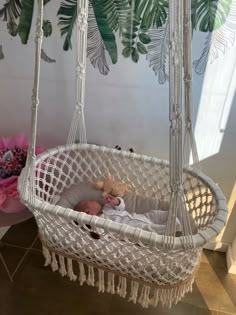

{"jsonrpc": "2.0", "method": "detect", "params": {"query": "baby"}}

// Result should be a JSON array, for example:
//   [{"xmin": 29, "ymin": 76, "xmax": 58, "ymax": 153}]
[{"xmin": 74, "ymin": 193, "xmax": 182, "ymax": 237}]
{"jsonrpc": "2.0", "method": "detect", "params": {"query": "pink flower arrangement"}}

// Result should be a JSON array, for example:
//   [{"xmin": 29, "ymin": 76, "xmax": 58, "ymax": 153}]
[{"xmin": 0, "ymin": 133, "xmax": 43, "ymax": 213}]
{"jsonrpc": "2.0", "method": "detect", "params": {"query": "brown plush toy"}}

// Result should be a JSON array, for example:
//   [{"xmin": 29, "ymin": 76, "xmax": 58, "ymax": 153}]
[{"xmin": 95, "ymin": 175, "xmax": 129, "ymax": 198}]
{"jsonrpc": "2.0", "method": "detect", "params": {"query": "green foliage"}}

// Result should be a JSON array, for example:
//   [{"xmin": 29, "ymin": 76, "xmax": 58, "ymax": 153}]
[
  {"xmin": 43, "ymin": 0, "xmax": 51, "ymax": 5},
  {"xmin": 57, "ymin": 0, "xmax": 77, "ymax": 51},
  {"xmin": 137, "ymin": 42, "xmax": 147, "ymax": 54},
  {"xmin": 92, "ymin": 0, "xmax": 130, "ymax": 32},
  {"xmin": 146, "ymin": 22, "xmax": 169, "ymax": 84},
  {"xmin": 92, "ymin": 0, "xmax": 118, "ymax": 63},
  {"xmin": 121, "ymin": 6, "xmax": 149, "ymax": 63},
  {"xmin": 0, "ymin": 0, "xmax": 22, "ymax": 21},
  {"xmin": 17, "ymin": 0, "xmax": 34, "ymax": 44},
  {"xmin": 87, "ymin": 3, "xmax": 110, "ymax": 75},
  {"xmin": 135, "ymin": 0, "xmax": 168, "ymax": 29},
  {"xmin": 192, "ymin": 0, "xmax": 232, "ymax": 32},
  {"xmin": 7, "ymin": 20, "xmax": 18, "ymax": 36},
  {"xmin": 132, "ymin": 47, "xmax": 139, "ymax": 62},
  {"xmin": 122, "ymin": 46, "xmax": 132, "ymax": 57},
  {"xmin": 57, "ymin": 0, "xmax": 118, "ymax": 62},
  {"xmin": 139, "ymin": 33, "xmax": 151, "ymax": 44},
  {"xmin": 43, "ymin": 19, "xmax": 52, "ymax": 37},
  {"xmin": 1, "ymin": 0, "xmax": 234, "ymax": 80}
]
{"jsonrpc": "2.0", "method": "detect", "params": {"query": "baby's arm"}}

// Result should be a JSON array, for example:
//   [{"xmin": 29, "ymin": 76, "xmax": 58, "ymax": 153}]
[
  {"xmin": 114, "ymin": 197, "xmax": 125, "ymax": 211},
  {"xmin": 104, "ymin": 194, "xmax": 125, "ymax": 211}
]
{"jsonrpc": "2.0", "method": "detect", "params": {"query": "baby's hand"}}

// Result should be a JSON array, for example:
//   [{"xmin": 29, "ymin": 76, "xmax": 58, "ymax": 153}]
[{"xmin": 104, "ymin": 194, "xmax": 120, "ymax": 206}]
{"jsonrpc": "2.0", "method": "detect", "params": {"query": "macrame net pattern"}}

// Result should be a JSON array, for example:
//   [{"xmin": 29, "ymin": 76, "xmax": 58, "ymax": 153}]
[
  {"xmin": 18, "ymin": 144, "xmax": 227, "ymax": 307},
  {"xmin": 18, "ymin": 0, "xmax": 228, "ymax": 309}
]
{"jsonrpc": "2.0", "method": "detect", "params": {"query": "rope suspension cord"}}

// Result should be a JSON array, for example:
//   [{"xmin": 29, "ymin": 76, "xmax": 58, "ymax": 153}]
[
  {"xmin": 67, "ymin": 0, "xmax": 88, "ymax": 145},
  {"xmin": 22, "ymin": 0, "xmax": 44, "ymax": 203},
  {"xmin": 17, "ymin": 1, "xmax": 227, "ymax": 307},
  {"xmin": 164, "ymin": 0, "xmax": 194, "ymax": 248},
  {"xmin": 23, "ymin": 0, "xmax": 201, "ymax": 250},
  {"xmin": 183, "ymin": 0, "xmax": 200, "ymax": 169}
]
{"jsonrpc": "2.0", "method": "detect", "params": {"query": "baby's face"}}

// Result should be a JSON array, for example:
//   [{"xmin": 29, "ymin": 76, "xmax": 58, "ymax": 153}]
[{"xmin": 75, "ymin": 200, "xmax": 102, "ymax": 216}]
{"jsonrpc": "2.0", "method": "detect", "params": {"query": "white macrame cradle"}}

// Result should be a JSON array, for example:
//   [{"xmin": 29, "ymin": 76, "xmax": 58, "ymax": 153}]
[{"xmin": 18, "ymin": 0, "xmax": 227, "ymax": 309}]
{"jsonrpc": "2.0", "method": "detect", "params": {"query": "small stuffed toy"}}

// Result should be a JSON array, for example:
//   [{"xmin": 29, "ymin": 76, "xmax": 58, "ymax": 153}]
[
  {"xmin": 73, "ymin": 176, "xmax": 128, "ymax": 239},
  {"xmin": 95, "ymin": 175, "xmax": 129, "ymax": 198}
]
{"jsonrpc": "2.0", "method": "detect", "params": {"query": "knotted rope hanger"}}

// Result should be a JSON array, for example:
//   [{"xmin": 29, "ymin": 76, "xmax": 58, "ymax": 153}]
[
  {"xmin": 23, "ymin": 0, "xmax": 199, "ymax": 248},
  {"xmin": 165, "ymin": 0, "xmax": 199, "ymax": 248},
  {"xmin": 67, "ymin": 0, "xmax": 88, "ymax": 145}
]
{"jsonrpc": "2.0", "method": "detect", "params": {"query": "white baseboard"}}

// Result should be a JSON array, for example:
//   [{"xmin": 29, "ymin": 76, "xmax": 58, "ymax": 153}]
[
  {"xmin": 227, "ymin": 245, "xmax": 236, "ymax": 274},
  {"xmin": 203, "ymin": 241, "xmax": 229, "ymax": 252},
  {"xmin": 0, "ymin": 226, "xmax": 10, "ymax": 240}
]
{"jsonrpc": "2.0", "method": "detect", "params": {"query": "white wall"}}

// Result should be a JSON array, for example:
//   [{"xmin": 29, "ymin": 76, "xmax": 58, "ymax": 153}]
[{"xmin": 0, "ymin": 1, "xmax": 236, "ymax": 245}]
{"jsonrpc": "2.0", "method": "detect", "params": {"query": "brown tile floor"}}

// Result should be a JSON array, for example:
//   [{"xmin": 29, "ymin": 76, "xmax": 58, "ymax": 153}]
[{"xmin": 0, "ymin": 218, "xmax": 236, "ymax": 315}]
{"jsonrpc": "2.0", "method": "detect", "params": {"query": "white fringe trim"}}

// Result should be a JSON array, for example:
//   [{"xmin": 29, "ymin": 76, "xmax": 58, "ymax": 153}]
[
  {"xmin": 67, "ymin": 258, "xmax": 77, "ymax": 281},
  {"xmin": 149, "ymin": 279, "xmax": 194, "ymax": 308},
  {"xmin": 138, "ymin": 285, "xmax": 150, "ymax": 308},
  {"xmin": 42, "ymin": 246, "xmax": 51, "ymax": 266},
  {"xmin": 59, "ymin": 255, "xmax": 67, "ymax": 277},
  {"xmin": 117, "ymin": 276, "xmax": 127, "ymax": 298},
  {"xmin": 87, "ymin": 265, "xmax": 95, "ymax": 286},
  {"xmin": 42, "ymin": 249, "xmax": 195, "ymax": 309},
  {"xmin": 107, "ymin": 272, "xmax": 115, "ymax": 294},
  {"xmin": 129, "ymin": 281, "xmax": 139, "ymax": 304},
  {"xmin": 78, "ymin": 262, "xmax": 86, "ymax": 285},
  {"xmin": 97, "ymin": 269, "xmax": 105, "ymax": 293},
  {"xmin": 51, "ymin": 253, "xmax": 58, "ymax": 272}
]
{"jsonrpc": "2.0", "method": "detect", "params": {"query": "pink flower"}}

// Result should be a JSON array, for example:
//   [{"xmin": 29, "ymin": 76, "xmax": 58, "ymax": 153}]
[
  {"xmin": 0, "ymin": 132, "xmax": 43, "ymax": 154},
  {"xmin": 0, "ymin": 189, "xmax": 7, "ymax": 205},
  {"xmin": 0, "ymin": 132, "xmax": 43, "ymax": 213}
]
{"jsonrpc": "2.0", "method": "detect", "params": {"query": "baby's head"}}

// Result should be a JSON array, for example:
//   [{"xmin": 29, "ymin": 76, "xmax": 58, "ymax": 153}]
[{"xmin": 74, "ymin": 200, "xmax": 102, "ymax": 216}]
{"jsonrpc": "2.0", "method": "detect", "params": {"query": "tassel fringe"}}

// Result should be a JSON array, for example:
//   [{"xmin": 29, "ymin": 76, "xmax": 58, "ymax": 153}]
[
  {"xmin": 59, "ymin": 255, "xmax": 67, "ymax": 277},
  {"xmin": 97, "ymin": 269, "xmax": 105, "ymax": 293},
  {"xmin": 129, "ymin": 281, "xmax": 139, "ymax": 304},
  {"xmin": 51, "ymin": 253, "xmax": 58, "ymax": 272},
  {"xmin": 117, "ymin": 276, "xmax": 127, "ymax": 298},
  {"xmin": 43, "ymin": 248, "xmax": 195, "ymax": 309},
  {"xmin": 78, "ymin": 262, "xmax": 86, "ymax": 285},
  {"xmin": 42, "ymin": 246, "xmax": 51, "ymax": 266},
  {"xmin": 87, "ymin": 265, "xmax": 95, "ymax": 286},
  {"xmin": 138, "ymin": 285, "xmax": 150, "ymax": 308},
  {"xmin": 107, "ymin": 272, "xmax": 115, "ymax": 294},
  {"xmin": 67, "ymin": 258, "xmax": 77, "ymax": 281}
]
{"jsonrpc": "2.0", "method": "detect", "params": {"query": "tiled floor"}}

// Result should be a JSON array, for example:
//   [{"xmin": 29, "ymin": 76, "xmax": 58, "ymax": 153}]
[{"xmin": 0, "ymin": 218, "xmax": 236, "ymax": 315}]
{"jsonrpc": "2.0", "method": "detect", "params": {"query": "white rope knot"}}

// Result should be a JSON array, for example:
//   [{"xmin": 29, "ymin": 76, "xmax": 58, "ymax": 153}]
[
  {"xmin": 186, "ymin": 120, "xmax": 192, "ymax": 129},
  {"xmin": 77, "ymin": 13, "xmax": 87, "ymax": 30},
  {"xmin": 31, "ymin": 96, "xmax": 39, "ymax": 109},
  {"xmin": 184, "ymin": 75, "xmax": 191, "ymax": 84},
  {"xmin": 81, "ymin": 13, "xmax": 88, "ymax": 25},
  {"xmin": 35, "ymin": 18, "xmax": 43, "ymax": 41},
  {"xmin": 35, "ymin": 29, "xmax": 43, "ymax": 38},
  {"xmin": 75, "ymin": 102, "xmax": 84, "ymax": 113},
  {"xmin": 76, "ymin": 65, "xmax": 86, "ymax": 77},
  {"xmin": 171, "ymin": 183, "xmax": 183, "ymax": 193},
  {"xmin": 28, "ymin": 149, "xmax": 35, "ymax": 157},
  {"xmin": 170, "ymin": 35, "xmax": 180, "ymax": 65},
  {"xmin": 184, "ymin": 20, "xmax": 191, "ymax": 31},
  {"xmin": 170, "ymin": 119, "xmax": 177, "ymax": 129}
]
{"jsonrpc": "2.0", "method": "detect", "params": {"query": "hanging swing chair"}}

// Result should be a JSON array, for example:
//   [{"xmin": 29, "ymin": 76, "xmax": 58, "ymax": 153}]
[{"xmin": 18, "ymin": 0, "xmax": 228, "ymax": 309}]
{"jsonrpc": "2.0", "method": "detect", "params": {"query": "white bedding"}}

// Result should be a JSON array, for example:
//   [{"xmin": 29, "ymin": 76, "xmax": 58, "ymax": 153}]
[
  {"xmin": 101, "ymin": 198, "xmax": 182, "ymax": 235},
  {"xmin": 56, "ymin": 182, "xmax": 197, "ymax": 235}
]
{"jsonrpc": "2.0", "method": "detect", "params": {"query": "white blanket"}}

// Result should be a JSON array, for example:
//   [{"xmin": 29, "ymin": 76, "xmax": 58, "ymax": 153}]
[
  {"xmin": 101, "ymin": 198, "xmax": 182, "ymax": 235},
  {"xmin": 56, "ymin": 183, "xmax": 197, "ymax": 235}
]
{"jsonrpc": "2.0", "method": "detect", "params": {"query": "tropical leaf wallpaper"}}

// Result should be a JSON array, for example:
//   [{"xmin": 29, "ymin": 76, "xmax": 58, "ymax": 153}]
[{"xmin": 0, "ymin": 0, "xmax": 236, "ymax": 83}]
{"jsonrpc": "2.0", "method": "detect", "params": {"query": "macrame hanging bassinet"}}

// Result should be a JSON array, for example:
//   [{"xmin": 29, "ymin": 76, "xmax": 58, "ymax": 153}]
[{"xmin": 18, "ymin": 0, "xmax": 228, "ymax": 309}]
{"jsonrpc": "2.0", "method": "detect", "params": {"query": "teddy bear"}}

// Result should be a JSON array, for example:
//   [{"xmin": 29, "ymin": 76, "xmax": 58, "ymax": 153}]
[
  {"xmin": 95, "ymin": 175, "xmax": 129, "ymax": 198},
  {"xmin": 73, "ymin": 175, "xmax": 129, "ymax": 239}
]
